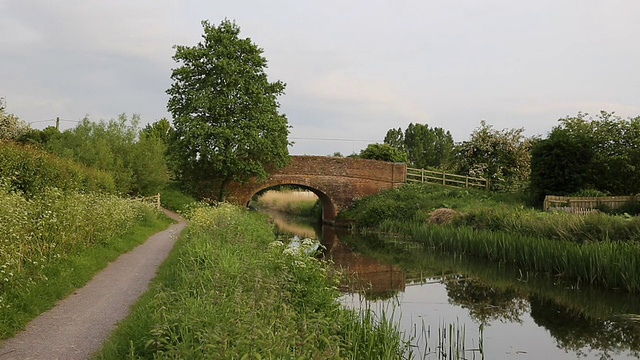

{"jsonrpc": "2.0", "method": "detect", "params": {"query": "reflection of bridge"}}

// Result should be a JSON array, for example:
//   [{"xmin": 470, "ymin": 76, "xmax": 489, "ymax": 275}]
[{"xmin": 227, "ymin": 156, "xmax": 406, "ymax": 223}]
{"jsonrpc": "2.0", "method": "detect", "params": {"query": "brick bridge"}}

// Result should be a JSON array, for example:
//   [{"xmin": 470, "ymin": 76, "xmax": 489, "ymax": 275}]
[{"xmin": 226, "ymin": 156, "xmax": 406, "ymax": 223}]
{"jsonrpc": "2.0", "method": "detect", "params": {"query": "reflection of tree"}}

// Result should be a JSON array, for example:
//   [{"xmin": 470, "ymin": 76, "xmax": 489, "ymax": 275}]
[
  {"xmin": 530, "ymin": 296, "xmax": 640, "ymax": 358},
  {"xmin": 445, "ymin": 276, "xmax": 528, "ymax": 325}
]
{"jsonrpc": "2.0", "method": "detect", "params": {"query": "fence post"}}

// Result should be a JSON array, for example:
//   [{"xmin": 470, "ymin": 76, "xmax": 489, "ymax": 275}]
[
  {"xmin": 157, "ymin": 193, "xmax": 161, "ymax": 209},
  {"xmin": 465, "ymin": 176, "xmax": 469, "ymax": 188},
  {"xmin": 442, "ymin": 170, "xmax": 445, "ymax": 185},
  {"xmin": 421, "ymin": 168, "xmax": 424, "ymax": 183}
]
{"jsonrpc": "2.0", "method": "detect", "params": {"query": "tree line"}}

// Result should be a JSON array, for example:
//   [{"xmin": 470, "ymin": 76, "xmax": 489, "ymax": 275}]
[
  {"xmin": 356, "ymin": 112, "xmax": 640, "ymax": 204},
  {"xmin": 3, "ymin": 19, "xmax": 639, "ymax": 206}
]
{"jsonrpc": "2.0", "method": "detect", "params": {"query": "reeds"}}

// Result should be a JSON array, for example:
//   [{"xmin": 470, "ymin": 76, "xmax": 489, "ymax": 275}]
[{"xmin": 406, "ymin": 224, "xmax": 640, "ymax": 293}]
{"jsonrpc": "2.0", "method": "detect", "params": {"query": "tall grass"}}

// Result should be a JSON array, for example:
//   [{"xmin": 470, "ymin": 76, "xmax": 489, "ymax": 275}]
[
  {"xmin": 254, "ymin": 189, "xmax": 320, "ymax": 217},
  {"xmin": 95, "ymin": 204, "xmax": 410, "ymax": 359},
  {"xmin": 0, "ymin": 182, "xmax": 171, "ymax": 337},
  {"xmin": 398, "ymin": 223, "xmax": 640, "ymax": 293}
]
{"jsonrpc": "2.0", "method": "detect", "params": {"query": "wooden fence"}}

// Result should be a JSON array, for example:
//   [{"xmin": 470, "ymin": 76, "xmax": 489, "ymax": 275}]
[
  {"xmin": 132, "ymin": 193, "xmax": 161, "ymax": 209},
  {"xmin": 543, "ymin": 195, "xmax": 639, "ymax": 213},
  {"xmin": 406, "ymin": 167, "xmax": 489, "ymax": 190}
]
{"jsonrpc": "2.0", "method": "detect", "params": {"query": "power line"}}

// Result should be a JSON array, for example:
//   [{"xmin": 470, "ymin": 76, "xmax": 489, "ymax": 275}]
[{"xmin": 290, "ymin": 137, "xmax": 380, "ymax": 143}]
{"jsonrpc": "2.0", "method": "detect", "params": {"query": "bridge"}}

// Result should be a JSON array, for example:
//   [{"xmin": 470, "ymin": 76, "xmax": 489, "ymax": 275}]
[{"xmin": 226, "ymin": 156, "xmax": 406, "ymax": 223}]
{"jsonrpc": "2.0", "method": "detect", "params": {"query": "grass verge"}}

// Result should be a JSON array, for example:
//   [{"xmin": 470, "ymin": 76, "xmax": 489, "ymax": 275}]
[
  {"xmin": 95, "ymin": 204, "xmax": 410, "ymax": 359},
  {"xmin": 159, "ymin": 181, "xmax": 199, "ymax": 213},
  {"xmin": 0, "ymin": 208, "xmax": 173, "ymax": 339}
]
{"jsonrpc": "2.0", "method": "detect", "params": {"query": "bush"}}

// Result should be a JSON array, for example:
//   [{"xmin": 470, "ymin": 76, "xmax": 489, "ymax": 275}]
[{"xmin": 0, "ymin": 142, "xmax": 116, "ymax": 195}]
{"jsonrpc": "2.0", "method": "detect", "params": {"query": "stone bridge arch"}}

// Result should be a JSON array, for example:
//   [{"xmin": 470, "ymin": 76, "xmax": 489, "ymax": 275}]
[{"xmin": 226, "ymin": 156, "xmax": 406, "ymax": 223}]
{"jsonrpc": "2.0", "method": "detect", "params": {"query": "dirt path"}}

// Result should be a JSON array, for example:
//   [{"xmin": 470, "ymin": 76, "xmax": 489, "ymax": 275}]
[{"xmin": 0, "ymin": 209, "xmax": 186, "ymax": 360}]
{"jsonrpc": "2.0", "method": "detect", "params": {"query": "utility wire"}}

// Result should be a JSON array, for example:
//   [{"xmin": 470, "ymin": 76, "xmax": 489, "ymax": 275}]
[{"xmin": 290, "ymin": 137, "xmax": 380, "ymax": 143}]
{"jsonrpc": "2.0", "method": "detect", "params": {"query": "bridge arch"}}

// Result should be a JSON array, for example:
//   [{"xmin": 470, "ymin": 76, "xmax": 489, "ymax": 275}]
[
  {"xmin": 249, "ymin": 183, "xmax": 337, "ymax": 221},
  {"xmin": 227, "ymin": 156, "xmax": 406, "ymax": 224}
]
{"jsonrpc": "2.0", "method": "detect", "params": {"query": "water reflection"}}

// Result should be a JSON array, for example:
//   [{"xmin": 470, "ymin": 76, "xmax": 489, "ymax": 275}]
[
  {"xmin": 267, "ymin": 209, "xmax": 406, "ymax": 298},
  {"xmin": 267, "ymin": 209, "xmax": 640, "ymax": 359}
]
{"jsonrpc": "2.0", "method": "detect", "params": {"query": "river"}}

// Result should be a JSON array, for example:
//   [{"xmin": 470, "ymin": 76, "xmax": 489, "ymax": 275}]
[{"xmin": 265, "ymin": 208, "xmax": 640, "ymax": 360}]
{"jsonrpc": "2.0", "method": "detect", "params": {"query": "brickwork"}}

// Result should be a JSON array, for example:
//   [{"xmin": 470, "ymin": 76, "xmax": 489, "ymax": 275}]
[{"xmin": 226, "ymin": 156, "xmax": 406, "ymax": 223}]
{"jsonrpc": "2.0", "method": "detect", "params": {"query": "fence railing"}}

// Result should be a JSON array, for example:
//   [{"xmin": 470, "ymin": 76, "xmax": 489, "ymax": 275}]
[
  {"xmin": 406, "ymin": 167, "xmax": 489, "ymax": 190},
  {"xmin": 543, "ymin": 195, "xmax": 639, "ymax": 212},
  {"xmin": 132, "ymin": 193, "xmax": 161, "ymax": 209}
]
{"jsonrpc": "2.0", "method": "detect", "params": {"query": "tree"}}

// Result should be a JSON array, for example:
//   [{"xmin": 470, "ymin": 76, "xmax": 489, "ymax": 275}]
[
  {"xmin": 167, "ymin": 20, "xmax": 290, "ymax": 200},
  {"xmin": 0, "ymin": 98, "xmax": 30, "ymax": 142},
  {"xmin": 383, "ymin": 127, "xmax": 404, "ymax": 151},
  {"xmin": 46, "ymin": 114, "xmax": 169, "ymax": 195},
  {"xmin": 386, "ymin": 123, "xmax": 454, "ymax": 169},
  {"xmin": 529, "ymin": 128, "xmax": 594, "ymax": 203},
  {"xmin": 530, "ymin": 111, "xmax": 640, "ymax": 199},
  {"xmin": 453, "ymin": 121, "xmax": 532, "ymax": 191},
  {"xmin": 359, "ymin": 143, "xmax": 408, "ymax": 163}
]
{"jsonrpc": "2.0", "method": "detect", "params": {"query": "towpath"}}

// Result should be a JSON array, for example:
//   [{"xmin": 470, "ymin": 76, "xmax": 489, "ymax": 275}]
[{"xmin": 0, "ymin": 209, "xmax": 186, "ymax": 360}]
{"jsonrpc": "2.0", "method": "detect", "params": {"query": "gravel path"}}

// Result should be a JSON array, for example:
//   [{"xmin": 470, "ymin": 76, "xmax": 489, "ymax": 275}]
[{"xmin": 0, "ymin": 210, "xmax": 186, "ymax": 360}]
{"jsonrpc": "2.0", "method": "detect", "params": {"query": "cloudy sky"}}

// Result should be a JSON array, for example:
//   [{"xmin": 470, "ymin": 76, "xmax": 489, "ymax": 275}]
[{"xmin": 2, "ymin": 1, "xmax": 639, "ymax": 155}]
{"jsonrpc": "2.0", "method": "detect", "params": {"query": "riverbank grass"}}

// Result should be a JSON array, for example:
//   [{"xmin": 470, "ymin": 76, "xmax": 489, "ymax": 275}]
[
  {"xmin": 341, "ymin": 183, "xmax": 640, "ymax": 293},
  {"xmin": 95, "ymin": 204, "xmax": 410, "ymax": 359},
  {"xmin": 0, "ymin": 198, "xmax": 172, "ymax": 339}
]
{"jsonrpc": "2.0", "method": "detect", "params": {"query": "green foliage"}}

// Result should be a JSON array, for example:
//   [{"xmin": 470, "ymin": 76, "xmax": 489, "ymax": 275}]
[
  {"xmin": 531, "ymin": 111, "xmax": 640, "ymax": 198},
  {"xmin": 344, "ymin": 183, "xmax": 640, "ymax": 244},
  {"xmin": 0, "ymin": 98, "xmax": 30, "ymax": 142},
  {"xmin": 0, "ymin": 183, "xmax": 169, "ymax": 337},
  {"xmin": 453, "ymin": 121, "xmax": 533, "ymax": 191},
  {"xmin": 0, "ymin": 142, "xmax": 116, "ymax": 195},
  {"xmin": 384, "ymin": 123, "xmax": 454, "ymax": 169},
  {"xmin": 45, "ymin": 114, "xmax": 169, "ymax": 195},
  {"xmin": 358, "ymin": 143, "xmax": 408, "ymax": 163},
  {"xmin": 530, "ymin": 129, "xmax": 595, "ymax": 203},
  {"xmin": 167, "ymin": 20, "xmax": 290, "ymax": 200},
  {"xmin": 158, "ymin": 182, "xmax": 198, "ymax": 213},
  {"xmin": 96, "ymin": 204, "xmax": 409, "ymax": 359}
]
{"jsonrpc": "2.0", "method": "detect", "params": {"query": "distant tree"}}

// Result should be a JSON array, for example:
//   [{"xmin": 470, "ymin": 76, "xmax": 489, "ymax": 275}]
[
  {"xmin": 359, "ymin": 143, "xmax": 408, "ymax": 163},
  {"xmin": 530, "ymin": 111, "xmax": 640, "ymax": 199},
  {"xmin": 18, "ymin": 126, "xmax": 61, "ymax": 146},
  {"xmin": 403, "ymin": 123, "xmax": 454, "ymax": 169},
  {"xmin": 530, "ymin": 129, "xmax": 594, "ymax": 203},
  {"xmin": 141, "ymin": 118, "xmax": 173, "ymax": 144},
  {"xmin": 329, "ymin": 152, "xmax": 344, "ymax": 157},
  {"xmin": 0, "ymin": 98, "xmax": 30, "ymax": 142},
  {"xmin": 167, "ymin": 20, "xmax": 290, "ymax": 200},
  {"xmin": 46, "ymin": 114, "xmax": 169, "ymax": 195},
  {"xmin": 453, "ymin": 121, "xmax": 532, "ymax": 191},
  {"xmin": 383, "ymin": 127, "xmax": 404, "ymax": 151}
]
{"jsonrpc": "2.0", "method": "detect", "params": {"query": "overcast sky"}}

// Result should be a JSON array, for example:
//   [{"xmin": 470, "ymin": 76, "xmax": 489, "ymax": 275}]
[{"xmin": 2, "ymin": 1, "xmax": 639, "ymax": 155}]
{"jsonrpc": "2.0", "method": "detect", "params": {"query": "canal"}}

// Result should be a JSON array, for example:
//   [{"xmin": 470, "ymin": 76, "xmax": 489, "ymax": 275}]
[{"xmin": 264, "ymin": 207, "xmax": 640, "ymax": 360}]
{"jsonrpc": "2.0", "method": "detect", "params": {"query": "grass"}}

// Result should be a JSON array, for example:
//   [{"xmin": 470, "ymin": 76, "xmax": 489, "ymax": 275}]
[
  {"xmin": 340, "ymin": 183, "xmax": 640, "ymax": 293},
  {"xmin": 254, "ymin": 189, "xmax": 320, "ymax": 217},
  {"xmin": 94, "ymin": 204, "xmax": 410, "ymax": 359},
  {"xmin": 0, "ymin": 205, "xmax": 172, "ymax": 339},
  {"xmin": 158, "ymin": 181, "xmax": 199, "ymax": 213}
]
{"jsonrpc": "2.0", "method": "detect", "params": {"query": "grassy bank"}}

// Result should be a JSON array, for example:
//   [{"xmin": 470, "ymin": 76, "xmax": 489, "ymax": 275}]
[
  {"xmin": 0, "ymin": 185, "xmax": 172, "ymax": 338},
  {"xmin": 339, "ymin": 183, "xmax": 640, "ymax": 292},
  {"xmin": 95, "ymin": 204, "xmax": 410, "ymax": 359}
]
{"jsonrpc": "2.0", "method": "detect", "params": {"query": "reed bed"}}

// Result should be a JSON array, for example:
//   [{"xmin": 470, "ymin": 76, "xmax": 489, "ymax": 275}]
[
  {"xmin": 254, "ymin": 189, "xmax": 319, "ymax": 216},
  {"xmin": 96, "ymin": 204, "xmax": 410, "ymax": 359},
  {"xmin": 401, "ymin": 223, "xmax": 640, "ymax": 293}
]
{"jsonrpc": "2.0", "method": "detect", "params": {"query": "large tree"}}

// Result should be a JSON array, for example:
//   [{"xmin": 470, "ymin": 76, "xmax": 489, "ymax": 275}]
[{"xmin": 167, "ymin": 20, "xmax": 290, "ymax": 200}]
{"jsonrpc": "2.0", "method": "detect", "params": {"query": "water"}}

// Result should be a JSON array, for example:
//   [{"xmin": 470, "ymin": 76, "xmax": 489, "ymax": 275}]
[{"xmin": 267, "ymin": 209, "xmax": 640, "ymax": 360}]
